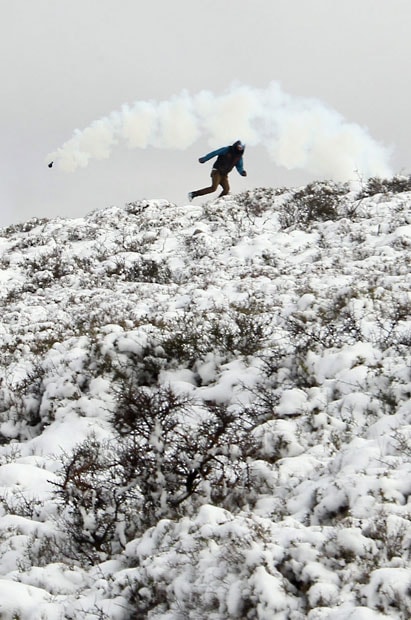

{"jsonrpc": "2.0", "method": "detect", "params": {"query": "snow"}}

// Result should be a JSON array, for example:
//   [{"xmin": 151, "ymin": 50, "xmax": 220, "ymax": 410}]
[
  {"xmin": 0, "ymin": 581, "xmax": 60, "ymax": 620},
  {"xmin": 0, "ymin": 182, "xmax": 410, "ymax": 617},
  {"xmin": 364, "ymin": 568, "xmax": 411, "ymax": 615}
]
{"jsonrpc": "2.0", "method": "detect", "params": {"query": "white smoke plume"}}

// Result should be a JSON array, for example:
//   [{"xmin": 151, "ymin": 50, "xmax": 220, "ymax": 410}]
[{"xmin": 48, "ymin": 82, "xmax": 392, "ymax": 181}]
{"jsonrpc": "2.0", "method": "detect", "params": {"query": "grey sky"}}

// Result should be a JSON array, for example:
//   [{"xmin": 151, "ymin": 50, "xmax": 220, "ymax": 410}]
[{"xmin": 1, "ymin": 0, "xmax": 410, "ymax": 227}]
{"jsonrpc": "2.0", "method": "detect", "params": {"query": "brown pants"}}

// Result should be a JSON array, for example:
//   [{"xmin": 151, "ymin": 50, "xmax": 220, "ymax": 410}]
[{"xmin": 191, "ymin": 169, "xmax": 230, "ymax": 198}]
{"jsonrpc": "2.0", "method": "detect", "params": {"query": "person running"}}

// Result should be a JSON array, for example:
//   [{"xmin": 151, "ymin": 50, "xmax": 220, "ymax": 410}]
[{"xmin": 188, "ymin": 140, "xmax": 247, "ymax": 201}]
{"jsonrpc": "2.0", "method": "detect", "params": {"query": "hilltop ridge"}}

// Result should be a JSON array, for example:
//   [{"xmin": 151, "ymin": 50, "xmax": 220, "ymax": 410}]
[{"xmin": 0, "ymin": 179, "xmax": 410, "ymax": 619}]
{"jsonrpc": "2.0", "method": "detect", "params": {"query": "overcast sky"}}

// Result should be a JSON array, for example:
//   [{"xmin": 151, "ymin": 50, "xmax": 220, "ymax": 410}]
[{"xmin": 1, "ymin": 0, "xmax": 410, "ymax": 227}]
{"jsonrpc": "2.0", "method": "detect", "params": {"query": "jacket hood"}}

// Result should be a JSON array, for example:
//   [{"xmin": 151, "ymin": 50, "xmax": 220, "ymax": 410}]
[{"xmin": 233, "ymin": 140, "xmax": 245, "ymax": 152}]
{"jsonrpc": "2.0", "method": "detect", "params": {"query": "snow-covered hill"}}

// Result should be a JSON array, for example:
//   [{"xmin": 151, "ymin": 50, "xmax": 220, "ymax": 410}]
[{"xmin": 0, "ymin": 179, "xmax": 410, "ymax": 619}]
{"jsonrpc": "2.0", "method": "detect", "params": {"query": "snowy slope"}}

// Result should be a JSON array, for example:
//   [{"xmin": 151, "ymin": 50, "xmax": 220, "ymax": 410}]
[{"xmin": 0, "ymin": 179, "xmax": 410, "ymax": 619}]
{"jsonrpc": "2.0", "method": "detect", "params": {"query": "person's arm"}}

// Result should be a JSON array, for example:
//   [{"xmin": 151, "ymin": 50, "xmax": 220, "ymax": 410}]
[
  {"xmin": 199, "ymin": 146, "xmax": 229, "ymax": 163},
  {"xmin": 235, "ymin": 156, "xmax": 247, "ymax": 176}
]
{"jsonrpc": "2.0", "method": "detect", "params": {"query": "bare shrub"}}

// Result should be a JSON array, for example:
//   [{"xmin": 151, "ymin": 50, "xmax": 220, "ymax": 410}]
[
  {"xmin": 357, "ymin": 175, "xmax": 411, "ymax": 199},
  {"xmin": 280, "ymin": 181, "xmax": 349, "ymax": 228},
  {"xmin": 53, "ymin": 385, "xmax": 257, "ymax": 562}
]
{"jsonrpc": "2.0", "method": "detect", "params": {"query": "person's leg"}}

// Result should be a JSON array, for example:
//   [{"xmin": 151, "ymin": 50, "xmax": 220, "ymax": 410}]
[
  {"xmin": 191, "ymin": 170, "xmax": 221, "ymax": 198},
  {"xmin": 218, "ymin": 174, "xmax": 230, "ymax": 197}
]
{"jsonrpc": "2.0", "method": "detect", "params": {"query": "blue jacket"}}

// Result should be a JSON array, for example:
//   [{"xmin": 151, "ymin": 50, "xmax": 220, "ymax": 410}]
[{"xmin": 200, "ymin": 145, "xmax": 245, "ymax": 175}]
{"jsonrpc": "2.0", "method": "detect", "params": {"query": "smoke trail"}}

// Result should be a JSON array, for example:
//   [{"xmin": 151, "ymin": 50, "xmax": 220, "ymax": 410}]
[{"xmin": 47, "ymin": 82, "xmax": 392, "ymax": 180}]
